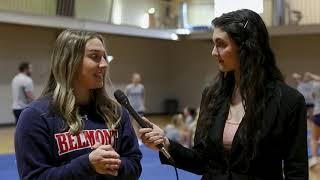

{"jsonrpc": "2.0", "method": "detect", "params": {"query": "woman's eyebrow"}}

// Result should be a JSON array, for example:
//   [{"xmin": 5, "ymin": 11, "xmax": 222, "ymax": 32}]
[
  {"xmin": 213, "ymin": 38, "xmax": 224, "ymax": 44},
  {"xmin": 87, "ymin": 49, "xmax": 105, "ymax": 52}
]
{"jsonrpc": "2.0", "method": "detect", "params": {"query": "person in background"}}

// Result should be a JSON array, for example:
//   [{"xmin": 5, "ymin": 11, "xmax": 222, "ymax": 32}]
[
  {"xmin": 183, "ymin": 106, "xmax": 196, "ymax": 128},
  {"xmin": 188, "ymin": 107, "xmax": 200, "ymax": 147},
  {"xmin": 140, "ymin": 9, "xmax": 308, "ymax": 179},
  {"xmin": 306, "ymin": 72, "xmax": 320, "ymax": 168},
  {"xmin": 125, "ymin": 73, "xmax": 146, "ymax": 146},
  {"xmin": 292, "ymin": 72, "xmax": 315, "ymax": 121},
  {"xmin": 125, "ymin": 73, "xmax": 145, "ymax": 115},
  {"xmin": 15, "ymin": 29, "xmax": 142, "ymax": 179},
  {"xmin": 164, "ymin": 114, "xmax": 185, "ymax": 144},
  {"xmin": 182, "ymin": 106, "xmax": 197, "ymax": 147},
  {"xmin": 11, "ymin": 62, "xmax": 34, "ymax": 124}
]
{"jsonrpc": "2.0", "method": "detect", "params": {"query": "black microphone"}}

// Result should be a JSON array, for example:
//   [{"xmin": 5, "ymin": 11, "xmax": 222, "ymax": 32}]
[{"xmin": 114, "ymin": 89, "xmax": 174, "ymax": 162}]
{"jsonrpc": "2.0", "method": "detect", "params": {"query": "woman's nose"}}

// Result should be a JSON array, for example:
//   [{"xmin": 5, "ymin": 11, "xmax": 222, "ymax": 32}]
[
  {"xmin": 99, "ymin": 57, "xmax": 108, "ymax": 68},
  {"xmin": 212, "ymin": 46, "xmax": 218, "ymax": 57}
]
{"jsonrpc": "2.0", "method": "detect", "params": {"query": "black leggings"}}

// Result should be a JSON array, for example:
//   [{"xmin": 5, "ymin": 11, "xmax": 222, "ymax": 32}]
[{"xmin": 13, "ymin": 109, "xmax": 23, "ymax": 124}]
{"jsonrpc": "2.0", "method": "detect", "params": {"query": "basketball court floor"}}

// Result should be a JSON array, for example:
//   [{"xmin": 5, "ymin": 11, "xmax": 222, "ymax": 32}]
[{"xmin": 1, "ymin": 117, "xmax": 320, "ymax": 180}]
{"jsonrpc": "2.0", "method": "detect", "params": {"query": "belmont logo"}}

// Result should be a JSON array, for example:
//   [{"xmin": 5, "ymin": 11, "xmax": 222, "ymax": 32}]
[{"xmin": 54, "ymin": 129, "xmax": 118, "ymax": 155}]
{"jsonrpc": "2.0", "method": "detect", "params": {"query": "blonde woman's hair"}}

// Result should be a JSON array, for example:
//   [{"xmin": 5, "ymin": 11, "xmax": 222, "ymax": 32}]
[
  {"xmin": 171, "ymin": 114, "xmax": 185, "ymax": 130},
  {"xmin": 42, "ymin": 29, "xmax": 120, "ymax": 134}
]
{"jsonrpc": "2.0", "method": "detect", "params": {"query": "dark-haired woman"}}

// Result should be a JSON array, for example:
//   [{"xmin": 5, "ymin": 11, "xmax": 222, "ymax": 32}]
[{"xmin": 139, "ymin": 9, "xmax": 308, "ymax": 180}]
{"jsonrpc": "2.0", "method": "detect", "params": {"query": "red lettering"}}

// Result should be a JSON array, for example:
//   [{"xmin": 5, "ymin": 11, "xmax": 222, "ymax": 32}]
[
  {"xmin": 76, "ymin": 133, "xmax": 89, "ymax": 148},
  {"xmin": 66, "ymin": 133, "xmax": 77, "ymax": 151},
  {"xmin": 55, "ymin": 129, "xmax": 116, "ymax": 156},
  {"xmin": 110, "ymin": 130, "xmax": 118, "ymax": 145},
  {"xmin": 84, "ymin": 130, "xmax": 95, "ymax": 146},
  {"xmin": 103, "ymin": 129, "xmax": 111, "ymax": 144},
  {"xmin": 54, "ymin": 133, "xmax": 69, "ymax": 155},
  {"xmin": 95, "ymin": 129, "xmax": 106, "ymax": 145}
]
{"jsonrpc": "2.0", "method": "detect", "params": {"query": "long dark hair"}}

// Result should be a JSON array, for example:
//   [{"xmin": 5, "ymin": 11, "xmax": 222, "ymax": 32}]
[{"xmin": 196, "ymin": 9, "xmax": 284, "ymax": 158}]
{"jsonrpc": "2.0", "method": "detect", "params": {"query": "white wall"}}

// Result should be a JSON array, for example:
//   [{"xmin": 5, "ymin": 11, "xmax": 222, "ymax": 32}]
[
  {"xmin": 112, "ymin": 0, "xmax": 159, "ymax": 27},
  {"xmin": 271, "ymin": 35, "xmax": 320, "ymax": 83},
  {"xmin": 1, "ymin": 23, "xmax": 320, "ymax": 124},
  {"xmin": 167, "ymin": 39, "xmax": 216, "ymax": 110},
  {"xmin": 187, "ymin": 0, "xmax": 214, "ymax": 26},
  {"xmin": 0, "ymin": 23, "xmax": 174, "ymax": 124},
  {"xmin": 0, "ymin": 0, "xmax": 56, "ymax": 16},
  {"xmin": 75, "ymin": 0, "xmax": 112, "ymax": 22},
  {"xmin": 289, "ymin": 0, "xmax": 320, "ymax": 25},
  {"xmin": 0, "ymin": 24, "xmax": 56, "ymax": 124},
  {"xmin": 106, "ymin": 35, "xmax": 173, "ymax": 113},
  {"xmin": 167, "ymin": 35, "xmax": 320, "ymax": 110},
  {"xmin": 168, "ymin": 35, "xmax": 320, "ymax": 111}
]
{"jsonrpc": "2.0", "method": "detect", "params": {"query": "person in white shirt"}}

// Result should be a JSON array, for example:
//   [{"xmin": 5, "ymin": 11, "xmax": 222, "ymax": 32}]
[
  {"xmin": 183, "ymin": 106, "xmax": 196, "ymax": 128},
  {"xmin": 11, "ymin": 62, "xmax": 34, "ymax": 123},
  {"xmin": 298, "ymin": 72, "xmax": 320, "ymax": 168},
  {"xmin": 292, "ymin": 72, "xmax": 315, "ymax": 121},
  {"xmin": 125, "ymin": 73, "xmax": 145, "ymax": 146},
  {"xmin": 125, "ymin": 73, "xmax": 145, "ymax": 114}
]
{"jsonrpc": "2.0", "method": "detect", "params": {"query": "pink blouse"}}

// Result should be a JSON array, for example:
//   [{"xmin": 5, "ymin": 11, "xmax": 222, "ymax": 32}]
[{"xmin": 223, "ymin": 120, "xmax": 240, "ymax": 150}]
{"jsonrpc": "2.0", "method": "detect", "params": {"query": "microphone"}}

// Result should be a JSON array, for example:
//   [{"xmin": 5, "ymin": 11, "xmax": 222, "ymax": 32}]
[{"xmin": 114, "ymin": 89, "xmax": 174, "ymax": 163}]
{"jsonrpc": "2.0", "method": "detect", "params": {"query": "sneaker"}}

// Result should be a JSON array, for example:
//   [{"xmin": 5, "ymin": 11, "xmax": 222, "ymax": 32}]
[{"xmin": 309, "ymin": 157, "xmax": 318, "ymax": 168}]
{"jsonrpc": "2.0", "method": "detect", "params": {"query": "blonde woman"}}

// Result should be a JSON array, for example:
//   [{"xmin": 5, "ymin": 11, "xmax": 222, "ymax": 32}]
[
  {"xmin": 163, "ymin": 114, "xmax": 186, "ymax": 144},
  {"xmin": 15, "ymin": 29, "xmax": 142, "ymax": 179}
]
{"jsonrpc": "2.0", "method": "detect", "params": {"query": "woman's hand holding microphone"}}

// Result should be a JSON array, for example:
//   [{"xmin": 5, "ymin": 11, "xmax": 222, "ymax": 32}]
[{"xmin": 139, "ymin": 117, "xmax": 170, "ymax": 151}]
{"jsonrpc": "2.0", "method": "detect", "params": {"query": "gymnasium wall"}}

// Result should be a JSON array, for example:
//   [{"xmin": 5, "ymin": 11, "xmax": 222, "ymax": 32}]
[{"xmin": 0, "ymin": 23, "xmax": 320, "ymax": 124}]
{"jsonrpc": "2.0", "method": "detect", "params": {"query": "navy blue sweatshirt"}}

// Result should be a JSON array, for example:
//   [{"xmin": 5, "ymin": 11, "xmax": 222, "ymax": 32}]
[{"xmin": 15, "ymin": 97, "xmax": 142, "ymax": 180}]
